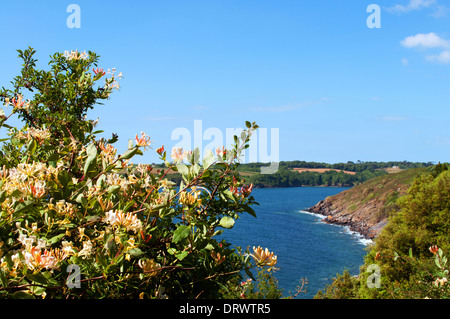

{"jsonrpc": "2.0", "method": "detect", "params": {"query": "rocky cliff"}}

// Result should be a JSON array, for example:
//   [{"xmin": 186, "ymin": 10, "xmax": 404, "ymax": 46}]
[{"xmin": 307, "ymin": 168, "xmax": 429, "ymax": 240}]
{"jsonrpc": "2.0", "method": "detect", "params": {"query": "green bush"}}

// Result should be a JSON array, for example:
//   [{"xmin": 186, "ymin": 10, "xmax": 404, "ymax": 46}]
[
  {"xmin": 0, "ymin": 48, "xmax": 280, "ymax": 299},
  {"xmin": 318, "ymin": 168, "xmax": 450, "ymax": 299}
]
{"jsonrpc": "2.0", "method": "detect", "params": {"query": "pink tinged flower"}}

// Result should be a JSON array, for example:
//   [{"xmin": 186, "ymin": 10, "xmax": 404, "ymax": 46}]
[
  {"xmin": 430, "ymin": 245, "xmax": 439, "ymax": 254},
  {"xmin": 241, "ymin": 184, "xmax": 253, "ymax": 198},
  {"xmin": 11, "ymin": 95, "xmax": 25, "ymax": 109},
  {"xmin": 104, "ymin": 210, "xmax": 143, "ymax": 233},
  {"xmin": 29, "ymin": 181, "xmax": 47, "ymax": 199},
  {"xmin": 135, "ymin": 132, "xmax": 151, "ymax": 149},
  {"xmin": 171, "ymin": 147, "xmax": 188, "ymax": 164},
  {"xmin": 157, "ymin": 145, "xmax": 165, "ymax": 155},
  {"xmin": 215, "ymin": 146, "xmax": 227, "ymax": 157},
  {"xmin": 93, "ymin": 67, "xmax": 106, "ymax": 76}
]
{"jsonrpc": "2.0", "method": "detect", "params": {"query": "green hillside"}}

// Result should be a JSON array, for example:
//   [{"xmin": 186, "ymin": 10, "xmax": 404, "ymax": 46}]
[{"xmin": 315, "ymin": 164, "xmax": 450, "ymax": 299}]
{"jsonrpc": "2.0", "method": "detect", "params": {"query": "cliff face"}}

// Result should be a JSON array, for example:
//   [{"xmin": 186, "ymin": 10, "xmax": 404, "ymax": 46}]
[{"xmin": 307, "ymin": 168, "xmax": 429, "ymax": 239}]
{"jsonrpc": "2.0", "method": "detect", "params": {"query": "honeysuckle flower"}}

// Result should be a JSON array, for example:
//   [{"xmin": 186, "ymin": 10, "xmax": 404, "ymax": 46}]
[
  {"xmin": 29, "ymin": 180, "xmax": 47, "ymax": 199},
  {"xmin": 135, "ymin": 132, "xmax": 151, "ymax": 149},
  {"xmin": 157, "ymin": 145, "xmax": 164, "ymax": 155},
  {"xmin": 211, "ymin": 251, "xmax": 226, "ymax": 265},
  {"xmin": 250, "ymin": 246, "xmax": 278, "ymax": 269},
  {"xmin": 171, "ymin": 147, "xmax": 188, "ymax": 164},
  {"xmin": 179, "ymin": 189, "xmax": 201, "ymax": 207},
  {"xmin": 430, "ymin": 245, "xmax": 439, "ymax": 254},
  {"xmin": 93, "ymin": 67, "xmax": 106, "ymax": 76},
  {"xmin": 78, "ymin": 240, "xmax": 93, "ymax": 258},
  {"xmin": 11, "ymin": 94, "xmax": 29, "ymax": 110},
  {"xmin": 215, "ymin": 146, "xmax": 226, "ymax": 157},
  {"xmin": 16, "ymin": 127, "xmax": 51, "ymax": 145},
  {"xmin": 63, "ymin": 50, "xmax": 88, "ymax": 60},
  {"xmin": 434, "ymin": 277, "xmax": 448, "ymax": 287},
  {"xmin": 61, "ymin": 241, "xmax": 75, "ymax": 257},
  {"xmin": 241, "ymin": 183, "xmax": 253, "ymax": 198},
  {"xmin": 104, "ymin": 210, "xmax": 143, "ymax": 233},
  {"xmin": 138, "ymin": 258, "xmax": 161, "ymax": 276}
]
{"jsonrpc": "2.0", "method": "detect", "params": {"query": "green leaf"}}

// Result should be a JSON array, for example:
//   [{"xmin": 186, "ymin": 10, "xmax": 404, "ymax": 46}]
[
  {"xmin": 86, "ymin": 143, "xmax": 97, "ymax": 158},
  {"xmin": 172, "ymin": 225, "xmax": 191, "ymax": 243},
  {"xmin": 128, "ymin": 248, "xmax": 144, "ymax": 257},
  {"xmin": 27, "ymin": 272, "xmax": 49, "ymax": 286},
  {"xmin": 219, "ymin": 216, "xmax": 235, "ymax": 229},
  {"xmin": 84, "ymin": 148, "xmax": 97, "ymax": 174},
  {"xmin": 49, "ymin": 233, "xmax": 65, "ymax": 244},
  {"xmin": 242, "ymin": 205, "xmax": 257, "ymax": 218},
  {"xmin": 120, "ymin": 147, "xmax": 139, "ymax": 160},
  {"xmin": 202, "ymin": 149, "xmax": 215, "ymax": 169},
  {"xmin": 177, "ymin": 164, "xmax": 189, "ymax": 177},
  {"xmin": 26, "ymin": 138, "xmax": 37, "ymax": 155},
  {"xmin": 175, "ymin": 251, "xmax": 189, "ymax": 261},
  {"xmin": 107, "ymin": 185, "xmax": 121, "ymax": 194},
  {"xmin": 0, "ymin": 190, "xmax": 6, "ymax": 203},
  {"xmin": 58, "ymin": 170, "xmax": 71, "ymax": 187},
  {"xmin": 11, "ymin": 291, "xmax": 35, "ymax": 299},
  {"xmin": 0, "ymin": 268, "xmax": 7, "ymax": 288}
]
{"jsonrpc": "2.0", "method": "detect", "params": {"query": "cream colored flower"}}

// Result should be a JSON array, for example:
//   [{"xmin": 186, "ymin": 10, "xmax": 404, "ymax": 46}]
[
  {"xmin": 63, "ymin": 50, "xmax": 88, "ymax": 60},
  {"xmin": 250, "ymin": 246, "xmax": 278, "ymax": 269},
  {"xmin": 78, "ymin": 240, "xmax": 93, "ymax": 259},
  {"xmin": 138, "ymin": 259, "xmax": 161, "ymax": 276},
  {"xmin": 135, "ymin": 132, "xmax": 151, "ymax": 149},
  {"xmin": 104, "ymin": 210, "xmax": 143, "ymax": 233},
  {"xmin": 434, "ymin": 277, "xmax": 448, "ymax": 287},
  {"xmin": 171, "ymin": 147, "xmax": 188, "ymax": 164}
]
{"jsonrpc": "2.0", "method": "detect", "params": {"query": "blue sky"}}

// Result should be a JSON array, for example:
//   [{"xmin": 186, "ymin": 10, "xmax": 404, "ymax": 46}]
[{"xmin": 0, "ymin": 0, "xmax": 449, "ymax": 164}]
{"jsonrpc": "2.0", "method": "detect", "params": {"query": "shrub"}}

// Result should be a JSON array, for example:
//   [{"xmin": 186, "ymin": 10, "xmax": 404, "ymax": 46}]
[{"xmin": 0, "ymin": 48, "xmax": 279, "ymax": 299}]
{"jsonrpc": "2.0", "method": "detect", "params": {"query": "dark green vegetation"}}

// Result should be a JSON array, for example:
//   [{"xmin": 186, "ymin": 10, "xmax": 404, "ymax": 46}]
[
  {"xmin": 238, "ymin": 161, "xmax": 433, "ymax": 187},
  {"xmin": 315, "ymin": 163, "xmax": 450, "ymax": 299},
  {"xmin": 151, "ymin": 161, "xmax": 433, "ymax": 188}
]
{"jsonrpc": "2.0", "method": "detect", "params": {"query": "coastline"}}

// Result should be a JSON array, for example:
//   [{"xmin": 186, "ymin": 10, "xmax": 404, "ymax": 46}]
[
  {"xmin": 299, "ymin": 210, "xmax": 373, "ymax": 245},
  {"xmin": 304, "ymin": 198, "xmax": 382, "ymax": 241}
]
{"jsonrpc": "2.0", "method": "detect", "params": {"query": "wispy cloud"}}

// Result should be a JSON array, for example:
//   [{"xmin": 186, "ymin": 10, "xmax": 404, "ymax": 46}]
[
  {"xmin": 251, "ymin": 105, "xmax": 300, "ymax": 113},
  {"xmin": 401, "ymin": 32, "xmax": 450, "ymax": 64},
  {"xmin": 387, "ymin": 0, "xmax": 436, "ymax": 14},
  {"xmin": 387, "ymin": 0, "xmax": 448, "ymax": 17},
  {"xmin": 251, "ymin": 98, "xmax": 328, "ymax": 113},
  {"xmin": 401, "ymin": 32, "xmax": 450, "ymax": 48},
  {"xmin": 426, "ymin": 50, "xmax": 450, "ymax": 63},
  {"xmin": 145, "ymin": 116, "xmax": 178, "ymax": 121}
]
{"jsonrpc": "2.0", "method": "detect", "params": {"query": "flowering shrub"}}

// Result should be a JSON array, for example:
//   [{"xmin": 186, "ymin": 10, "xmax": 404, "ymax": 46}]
[{"xmin": 0, "ymin": 48, "xmax": 279, "ymax": 299}]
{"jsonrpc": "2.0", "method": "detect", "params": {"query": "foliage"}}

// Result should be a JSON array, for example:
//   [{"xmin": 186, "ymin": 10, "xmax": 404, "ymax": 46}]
[
  {"xmin": 0, "ymin": 48, "xmax": 280, "ymax": 299},
  {"xmin": 242, "ymin": 167, "xmax": 387, "ymax": 188},
  {"xmin": 315, "ymin": 166, "xmax": 450, "ymax": 299},
  {"xmin": 314, "ymin": 270, "xmax": 359, "ymax": 299}
]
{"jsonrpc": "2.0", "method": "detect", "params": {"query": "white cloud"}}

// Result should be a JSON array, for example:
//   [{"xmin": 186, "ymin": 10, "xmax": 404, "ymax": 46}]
[
  {"xmin": 251, "ymin": 99, "xmax": 327, "ymax": 113},
  {"xmin": 251, "ymin": 105, "xmax": 299, "ymax": 113},
  {"xmin": 401, "ymin": 32, "xmax": 450, "ymax": 49},
  {"xmin": 401, "ymin": 57, "xmax": 409, "ymax": 66},
  {"xmin": 388, "ymin": 0, "xmax": 436, "ymax": 13},
  {"xmin": 401, "ymin": 33, "xmax": 450, "ymax": 64},
  {"xmin": 426, "ymin": 50, "xmax": 450, "ymax": 63}
]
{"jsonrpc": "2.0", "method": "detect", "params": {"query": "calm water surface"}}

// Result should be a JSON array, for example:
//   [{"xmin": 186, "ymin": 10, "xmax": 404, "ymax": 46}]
[{"xmin": 222, "ymin": 187, "xmax": 370, "ymax": 299}]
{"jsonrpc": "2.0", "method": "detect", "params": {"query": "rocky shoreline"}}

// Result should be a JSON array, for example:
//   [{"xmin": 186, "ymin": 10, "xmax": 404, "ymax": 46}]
[
  {"xmin": 306, "ymin": 199, "xmax": 387, "ymax": 240},
  {"xmin": 303, "ymin": 168, "xmax": 428, "ymax": 241}
]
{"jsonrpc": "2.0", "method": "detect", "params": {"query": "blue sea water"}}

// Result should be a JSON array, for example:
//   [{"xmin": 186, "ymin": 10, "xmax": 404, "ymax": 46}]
[{"xmin": 222, "ymin": 187, "xmax": 371, "ymax": 299}]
